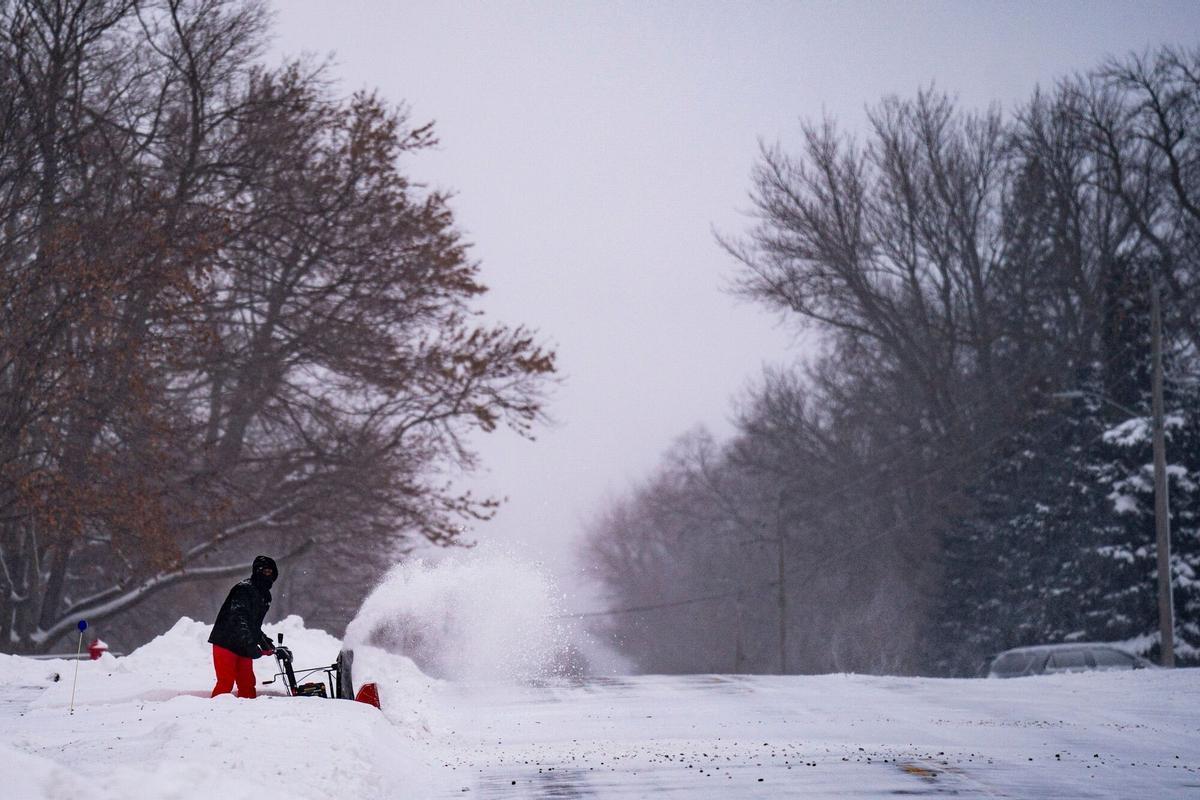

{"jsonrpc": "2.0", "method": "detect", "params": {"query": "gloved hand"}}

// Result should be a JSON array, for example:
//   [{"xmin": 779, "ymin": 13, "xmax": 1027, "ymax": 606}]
[{"xmin": 260, "ymin": 645, "xmax": 275, "ymax": 657}]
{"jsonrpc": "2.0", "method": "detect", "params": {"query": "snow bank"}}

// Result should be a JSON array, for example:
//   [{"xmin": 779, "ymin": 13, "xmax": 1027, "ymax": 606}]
[
  {"xmin": 344, "ymin": 546, "xmax": 576, "ymax": 682},
  {"xmin": 7, "ymin": 692, "xmax": 426, "ymax": 800},
  {"xmin": 2, "ymin": 743, "xmax": 91, "ymax": 799},
  {"xmin": 0, "ymin": 650, "xmax": 69, "ymax": 688},
  {"xmin": 2, "ymin": 615, "xmax": 439, "ymax": 800},
  {"xmin": 27, "ymin": 615, "xmax": 344, "ymax": 709},
  {"xmin": 348, "ymin": 643, "xmax": 438, "ymax": 732}
]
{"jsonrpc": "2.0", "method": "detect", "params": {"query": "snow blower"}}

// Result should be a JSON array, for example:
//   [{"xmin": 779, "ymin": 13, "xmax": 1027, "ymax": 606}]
[{"xmin": 262, "ymin": 633, "xmax": 380, "ymax": 709}]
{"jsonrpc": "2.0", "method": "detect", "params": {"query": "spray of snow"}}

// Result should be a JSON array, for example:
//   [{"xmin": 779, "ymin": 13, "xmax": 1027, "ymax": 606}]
[{"xmin": 344, "ymin": 546, "xmax": 578, "ymax": 682}]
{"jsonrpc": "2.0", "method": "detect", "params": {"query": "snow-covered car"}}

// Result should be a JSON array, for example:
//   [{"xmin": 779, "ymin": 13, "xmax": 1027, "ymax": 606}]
[{"xmin": 985, "ymin": 643, "xmax": 1154, "ymax": 678}]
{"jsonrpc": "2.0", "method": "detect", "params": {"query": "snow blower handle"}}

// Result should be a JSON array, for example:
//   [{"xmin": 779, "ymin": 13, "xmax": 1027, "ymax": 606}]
[
  {"xmin": 270, "ymin": 634, "xmax": 289, "ymax": 663},
  {"xmin": 272, "ymin": 644, "xmax": 298, "ymax": 694}
]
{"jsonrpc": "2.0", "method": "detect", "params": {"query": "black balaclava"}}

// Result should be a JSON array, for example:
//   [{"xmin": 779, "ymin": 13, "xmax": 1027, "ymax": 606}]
[{"xmin": 250, "ymin": 554, "xmax": 278, "ymax": 591}]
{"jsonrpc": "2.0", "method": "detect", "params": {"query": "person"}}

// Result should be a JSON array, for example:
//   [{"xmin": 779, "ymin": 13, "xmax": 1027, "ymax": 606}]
[{"xmin": 209, "ymin": 555, "xmax": 278, "ymax": 698}]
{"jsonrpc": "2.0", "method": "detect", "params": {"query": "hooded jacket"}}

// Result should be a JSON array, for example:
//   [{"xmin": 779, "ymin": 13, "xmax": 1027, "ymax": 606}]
[{"xmin": 208, "ymin": 555, "xmax": 277, "ymax": 658}]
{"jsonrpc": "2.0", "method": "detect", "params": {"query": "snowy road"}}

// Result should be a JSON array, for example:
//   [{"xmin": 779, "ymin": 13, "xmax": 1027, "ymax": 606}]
[
  {"xmin": 427, "ymin": 672, "xmax": 1200, "ymax": 798},
  {"xmin": 2, "ymin": 618, "xmax": 1198, "ymax": 799}
]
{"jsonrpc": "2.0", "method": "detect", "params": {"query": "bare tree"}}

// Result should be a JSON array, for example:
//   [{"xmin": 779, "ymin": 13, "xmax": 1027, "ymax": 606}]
[
  {"xmin": 586, "ymin": 49, "xmax": 1199, "ymax": 675},
  {"xmin": 1071, "ymin": 48, "xmax": 1200, "ymax": 357},
  {"xmin": 0, "ymin": 0, "xmax": 555, "ymax": 653}
]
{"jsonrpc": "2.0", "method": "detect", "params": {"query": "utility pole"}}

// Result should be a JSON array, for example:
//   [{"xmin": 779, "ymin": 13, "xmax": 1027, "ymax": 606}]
[
  {"xmin": 734, "ymin": 589, "xmax": 745, "ymax": 674},
  {"xmin": 776, "ymin": 492, "xmax": 788, "ymax": 675},
  {"xmin": 1151, "ymin": 282, "xmax": 1176, "ymax": 668},
  {"xmin": 777, "ymin": 536, "xmax": 788, "ymax": 674}
]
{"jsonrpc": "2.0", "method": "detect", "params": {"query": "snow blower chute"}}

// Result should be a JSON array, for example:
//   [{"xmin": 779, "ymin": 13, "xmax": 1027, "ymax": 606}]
[{"xmin": 262, "ymin": 633, "xmax": 381, "ymax": 709}]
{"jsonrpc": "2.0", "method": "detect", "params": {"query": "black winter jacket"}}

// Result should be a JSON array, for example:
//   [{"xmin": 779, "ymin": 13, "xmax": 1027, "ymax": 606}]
[{"xmin": 208, "ymin": 578, "xmax": 273, "ymax": 658}]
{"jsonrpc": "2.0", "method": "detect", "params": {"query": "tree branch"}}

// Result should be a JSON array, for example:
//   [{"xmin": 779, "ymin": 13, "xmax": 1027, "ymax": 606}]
[{"xmin": 33, "ymin": 538, "xmax": 314, "ymax": 651}]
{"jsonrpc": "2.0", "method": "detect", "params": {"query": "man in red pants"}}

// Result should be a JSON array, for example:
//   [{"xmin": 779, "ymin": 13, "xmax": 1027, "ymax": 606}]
[{"xmin": 208, "ymin": 555, "xmax": 278, "ymax": 698}]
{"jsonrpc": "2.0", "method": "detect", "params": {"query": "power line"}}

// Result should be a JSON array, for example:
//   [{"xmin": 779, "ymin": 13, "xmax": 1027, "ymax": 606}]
[
  {"xmin": 556, "ymin": 592, "xmax": 735, "ymax": 619},
  {"xmin": 556, "ymin": 582, "xmax": 778, "ymax": 620}
]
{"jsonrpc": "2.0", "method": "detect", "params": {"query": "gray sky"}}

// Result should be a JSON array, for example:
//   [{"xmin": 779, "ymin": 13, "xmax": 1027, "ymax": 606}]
[{"xmin": 271, "ymin": 1, "xmax": 1200, "ymax": 609}]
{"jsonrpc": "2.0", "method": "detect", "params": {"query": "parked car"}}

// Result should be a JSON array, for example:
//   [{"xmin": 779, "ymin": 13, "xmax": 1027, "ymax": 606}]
[{"xmin": 984, "ymin": 643, "xmax": 1155, "ymax": 678}]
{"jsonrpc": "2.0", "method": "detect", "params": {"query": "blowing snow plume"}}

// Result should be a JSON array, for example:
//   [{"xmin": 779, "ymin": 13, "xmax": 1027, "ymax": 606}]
[{"xmin": 344, "ymin": 547, "xmax": 578, "ymax": 681}]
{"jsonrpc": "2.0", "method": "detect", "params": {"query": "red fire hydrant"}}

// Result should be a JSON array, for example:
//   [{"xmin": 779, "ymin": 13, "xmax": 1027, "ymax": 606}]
[{"xmin": 88, "ymin": 638, "xmax": 109, "ymax": 660}]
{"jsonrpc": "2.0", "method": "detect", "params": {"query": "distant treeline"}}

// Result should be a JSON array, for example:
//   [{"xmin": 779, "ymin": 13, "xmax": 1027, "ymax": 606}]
[
  {"xmin": 0, "ymin": 1, "xmax": 554, "ymax": 654},
  {"xmin": 585, "ymin": 47, "xmax": 1200, "ymax": 676}
]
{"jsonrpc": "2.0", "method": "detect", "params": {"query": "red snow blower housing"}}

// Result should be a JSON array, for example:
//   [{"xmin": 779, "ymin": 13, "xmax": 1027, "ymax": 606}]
[{"xmin": 262, "ymin": 633, "xmax": 380, "ymax": 709}]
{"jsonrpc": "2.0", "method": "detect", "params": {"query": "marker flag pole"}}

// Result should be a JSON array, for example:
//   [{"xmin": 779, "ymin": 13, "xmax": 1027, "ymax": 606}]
[{"xmin": 69, "ymin": 620, "xmax": 88, "ymax": 714}]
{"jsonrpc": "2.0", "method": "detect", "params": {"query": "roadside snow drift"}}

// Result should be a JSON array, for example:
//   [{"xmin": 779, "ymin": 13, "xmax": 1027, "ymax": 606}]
[{"xmin": 0, "ymin": 616, "xmax": 438, "ymax": 800}]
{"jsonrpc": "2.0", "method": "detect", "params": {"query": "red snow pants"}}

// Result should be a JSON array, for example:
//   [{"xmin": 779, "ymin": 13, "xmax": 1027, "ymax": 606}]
[{"xmin": 211, "ymin": 644, "xmax": 257, "ymax": 698}]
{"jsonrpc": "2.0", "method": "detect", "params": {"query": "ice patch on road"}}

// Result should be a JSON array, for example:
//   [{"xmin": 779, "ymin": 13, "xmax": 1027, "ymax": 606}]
[{"xmin": 344, "ymin": 546, "xmax": 576, "ymax": 681}]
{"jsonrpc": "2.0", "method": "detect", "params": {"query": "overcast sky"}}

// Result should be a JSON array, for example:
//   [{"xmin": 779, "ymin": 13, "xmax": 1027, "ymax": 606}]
[{"xmin": 271, "ymin": 1, "xmax": 1200, "ymax": 610}]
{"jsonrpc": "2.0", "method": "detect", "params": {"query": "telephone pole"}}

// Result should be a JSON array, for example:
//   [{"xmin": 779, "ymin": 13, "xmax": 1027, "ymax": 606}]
[
  {"xmin": 733, "ymin": 589, "xmax": 745, "ymax": 674},
  {"xmin": 1151, "ymin": 282, "xmax": 1175, "ymax": 667},
  {"xmin": 775, "ymin": 492, "xmax": 788, "ymax": 674},
  {"xmin": 777, "ymin": 533, "xmax": 788, "ymax": 674}
]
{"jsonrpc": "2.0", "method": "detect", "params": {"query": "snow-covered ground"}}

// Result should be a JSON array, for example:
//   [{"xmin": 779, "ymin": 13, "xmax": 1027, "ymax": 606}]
[
  {"xmin": 431, "ymin": 670, "xmax": 1200, "ymax": 798},
  {"xmin": 0, "ymin": 617, "xmax": 439, "ymax": 799},
  {"xmin": 2, "ymin": 615, "xmax": 1198, "ymax": 799}
]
